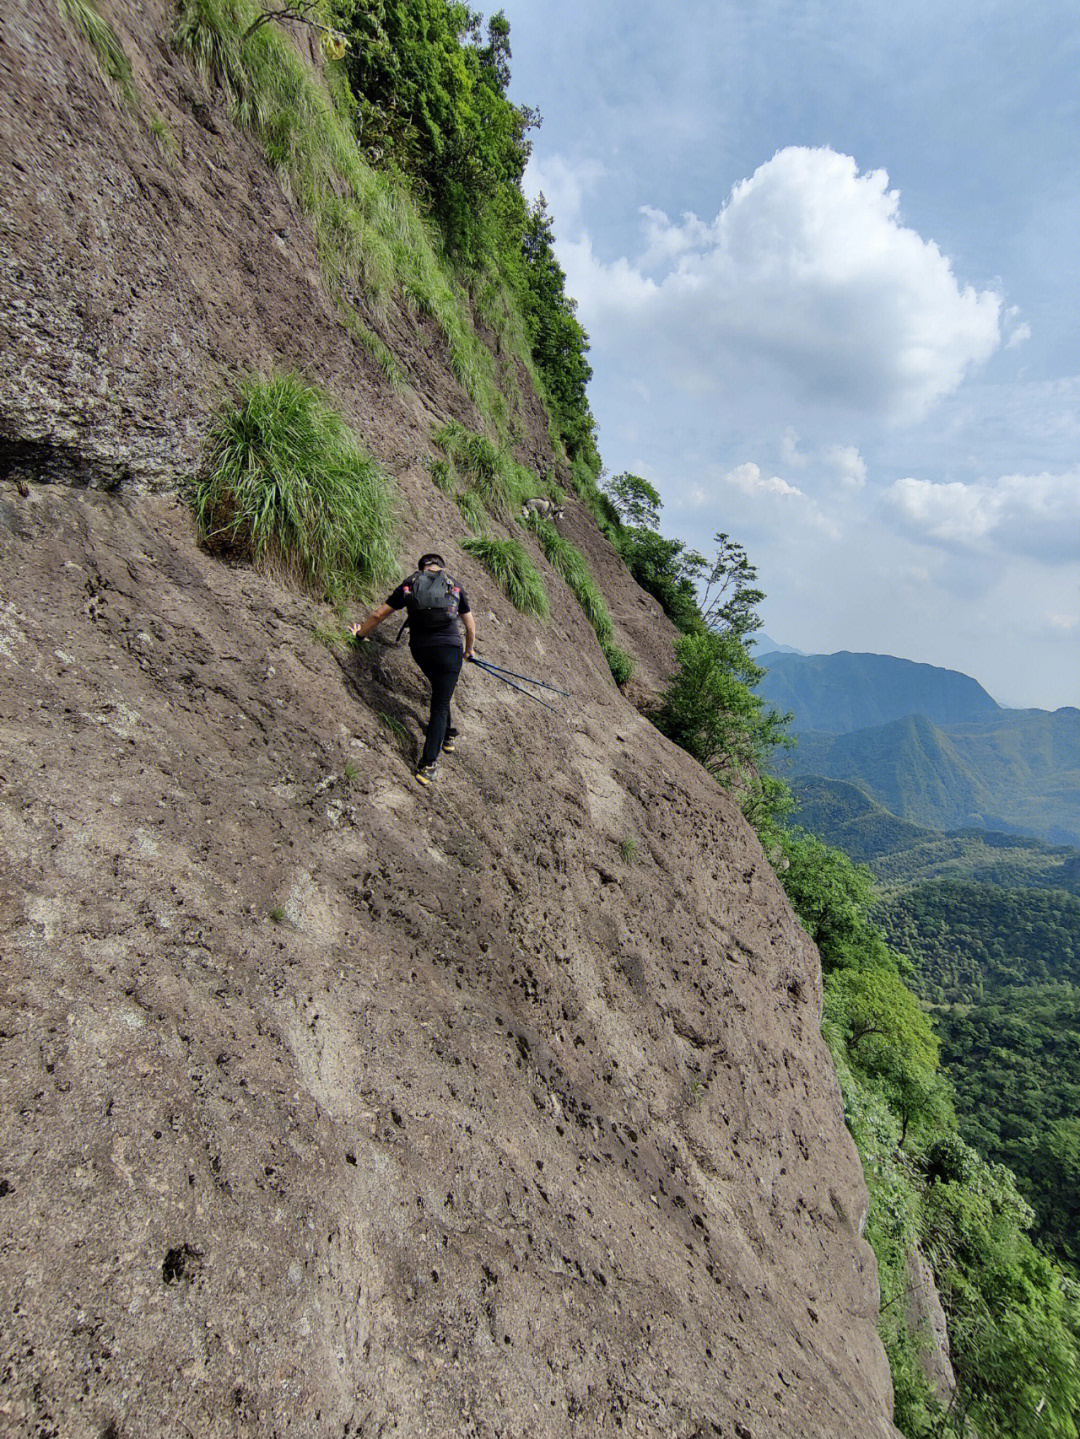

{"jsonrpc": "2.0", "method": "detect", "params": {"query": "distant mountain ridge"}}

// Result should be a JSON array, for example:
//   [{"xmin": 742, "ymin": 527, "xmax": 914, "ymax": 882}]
[
  {"xmin": 757, "ymin": 649, "xmax": 1000, "ymax": 733},
  {"xmin": 785, "ymin": 709, "xmax": 1080, "ymax": 845},
  {"xmin": 762, "ymin": 649, "xmax": 1080, "ymax": 845}
]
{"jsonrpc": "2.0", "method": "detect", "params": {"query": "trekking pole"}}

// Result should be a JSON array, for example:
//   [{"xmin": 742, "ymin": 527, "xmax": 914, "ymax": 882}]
[
  {"xmin": 467, "ymin": 657, "xmax": 560, "ymax": 713},
  {"xmin": 468, "ymin": 656, "xmax": 570, "ymax": 698}
]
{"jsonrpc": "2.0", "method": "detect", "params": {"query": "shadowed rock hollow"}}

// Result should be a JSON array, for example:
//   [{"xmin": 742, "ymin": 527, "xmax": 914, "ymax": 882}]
[{"xmin": 0, "ymin": 4, "xmax": 899, "ymax": 1436}]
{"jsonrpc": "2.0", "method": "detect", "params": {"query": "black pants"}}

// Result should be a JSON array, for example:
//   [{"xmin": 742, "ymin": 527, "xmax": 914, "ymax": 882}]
[{"xmin": 413, "ymin": 644, "xmax": 463, "ymax": 767}]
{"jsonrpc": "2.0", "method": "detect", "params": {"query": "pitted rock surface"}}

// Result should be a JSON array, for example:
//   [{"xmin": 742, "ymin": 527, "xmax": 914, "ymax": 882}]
[{"xmin": 1, "ymin": 4, "xmax": 899, "ymax": 1436}]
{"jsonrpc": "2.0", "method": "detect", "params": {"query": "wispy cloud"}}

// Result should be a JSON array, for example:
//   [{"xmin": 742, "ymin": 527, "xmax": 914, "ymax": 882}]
[
  {"xmin": 822, "ymin": 443, "xmax": 867, "ymax": 490},
  {"xmin": 724, "ymin": 462, "xmax": 804, "ymax": 499}
]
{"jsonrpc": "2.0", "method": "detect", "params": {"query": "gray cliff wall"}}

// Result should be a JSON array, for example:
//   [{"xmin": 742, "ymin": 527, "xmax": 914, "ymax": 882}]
[{"xmin": 0, "ymin": 4, "xmax": 899, "ymax": 1435}]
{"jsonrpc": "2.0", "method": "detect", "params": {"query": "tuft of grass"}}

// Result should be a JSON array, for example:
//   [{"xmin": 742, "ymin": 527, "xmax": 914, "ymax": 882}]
[
  {"xmin": 339, "ymin": 309, "xmax": 405, "ymax": 388},
  {"xmin": 268, "ymin": 905, "xmax": 286, "ymax": 923},
  {"xmin": 456, "ymin": 488, "xmax": 488, "ymax": 536},
  {"xmin": 529, "ymin": 518, "xmax": 614, "ymax": 643},
  {"xmin": 343, "ymin": 760, "xmax": 359, "ymax": 784},
  {"xmin": 602, "ymin": 640, "xmax": 635, "ymax": 686},
  {"xmin": 526, "ymin": 515, "xmax": 633, "ymax": 684},
  {"xmin": 148, "ymin": 111, "xmax": 179, "ymax": 159},
  {"xmin": 378, "ymin": 712, "xmax": 412, "ymax": 757},
  {"xmin": 619, "ymin": 834, "xmax": 639, "ymax": 865},
  {"xmin": 461, "ymin": 537, "xmax": 549, "ymax": 620},
  {"xmin": 433, "ymin": 421, "xmax": 535, "ymax": 521},
  {"xmin": 430, "ymin": 458, "xmax": 456, "ymax": 494},
  {"xmin": 312, "ymin": 623, "xmax": 352, "ymax": 647},
  {"xmin": 171, "ymin": 0, "xmax": 505, "ymax": 422},
  {"xmin": 194, "ymin": 371, "xmax": 398, "ymax": 604},
  {"xmin": 56, "ymin": 0, "xmax": 138, "ymax": 109}
]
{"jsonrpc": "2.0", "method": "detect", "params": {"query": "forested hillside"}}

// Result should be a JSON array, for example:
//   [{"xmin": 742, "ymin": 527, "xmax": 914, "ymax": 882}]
[
  {"xmin": 937, "ymin": 986, "xmax": 1080, "ymax": 1269},
  {"xmin": 793, "ymin": 778, "xmax": 1080, "ymax": 1284},
  {"xmin": 790, "ymin": 777, "xmax": 1080, "ymax": 894},
  {"xmin": 880, "ymin": 882, "xmax": 1080, "ymax": 1000},
  {"xmin": 786, "ymin": 708, "xmax": 1080, "ymax": 844}
]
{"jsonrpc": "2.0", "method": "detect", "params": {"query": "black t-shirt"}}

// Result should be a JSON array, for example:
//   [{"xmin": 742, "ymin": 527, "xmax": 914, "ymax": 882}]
[{"xmin": 387, "ymin": 572, "xmax": 471, "ymax": 653}]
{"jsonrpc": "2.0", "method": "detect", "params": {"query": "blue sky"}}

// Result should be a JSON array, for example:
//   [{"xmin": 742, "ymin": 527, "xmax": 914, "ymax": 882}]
[{"xmin": 498, "ymin": 0, "xmax": 1080, "ymax": 709}]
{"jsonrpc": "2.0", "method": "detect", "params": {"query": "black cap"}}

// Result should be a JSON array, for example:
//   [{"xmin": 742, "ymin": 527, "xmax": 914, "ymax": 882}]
[{"xmin": 417, "ymin": 553, "xmax": 445, "ymax": 569}]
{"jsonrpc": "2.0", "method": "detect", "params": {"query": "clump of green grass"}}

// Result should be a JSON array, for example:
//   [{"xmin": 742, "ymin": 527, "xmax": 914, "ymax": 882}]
[
  {"xmin": 602, "ymin": 640, "xmax": 635, "ymax": 686},
  {"xmin": 148, "ymin": 111, "xmax": 179, "ymax": 159},
  {"xmin": 619, "ymin": 834, "xmax": 639, "ymax": 865},
  {"xmin": 343, "ymin": 760, "xmax": 359, "ymax": 784},
  {"xmin": 378, "ymin": 712, "xmax": 412, "ymax": 756},
  {"xmin": 430, "ymin": 458, "xmax": 456, "ymax": 494},
  {"xmin": 461, "ymin": 537, "xmax": 549, "ymax": 620},
  {"xmin": 194, "ymin": 371, "xmax": 398, "ymax": 604},
  {"xmin": 339, "ymin": 308, "xmax": 405, "ymax": 388},
  {"xmin": 525, "ymin": 516, "xmax": 634, "ymax": 683},
  {"xmin": 568, "ymin": 455, "xmax": 621, "ymax": 539},
  {"xmin": 56, "ymin": 0, "xmax": 138, "ymax": 109},
  {"xmin": 456, "ymin": 489, "xmax": 488, "ymax": 536},
  {"xmin": 432, "ymin": 421, "xmax": 535, "ymax": 521},
  {"xmin": 268, "ymin": 905, "xmax": 286, "ymax": 923},
  {"xmin": 171, "ymin": 0, "xmax": 504, "ymax": 421},
  {"xmin": 529, "ymin": 518, "xmax": 614, "ymax": 643},
  {"xmin": 312, "ymin": 623, "xmax": 352, "ymax": 647}
]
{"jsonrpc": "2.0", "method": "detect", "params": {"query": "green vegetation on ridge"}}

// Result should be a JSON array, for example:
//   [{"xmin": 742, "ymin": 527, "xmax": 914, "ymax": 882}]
[{"xmin": 609, "ymin": 484, "xmax": 1080, "ymax": 1433}]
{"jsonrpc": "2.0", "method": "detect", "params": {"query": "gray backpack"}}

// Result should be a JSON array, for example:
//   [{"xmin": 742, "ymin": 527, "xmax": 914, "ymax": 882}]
[
  {"xmin": 396, "ymin": 570, "xmax": 461, "ymax": 641},
  {"xmin": 409, "ymin": 569, "xmax": 460, "ymax": 619}
]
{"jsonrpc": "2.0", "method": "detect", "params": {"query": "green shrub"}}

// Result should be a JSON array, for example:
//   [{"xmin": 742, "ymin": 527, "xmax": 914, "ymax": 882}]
[
  {"xmin": 653, "ymin": 629, "xmax": 782, "ymax": 783},
  {"xmin": 461, "ymin": 537, "xmax": 548, "ymax": 619},
  {"xmin": 194, "ymin": 371, "xmax": 398, "ymax": 603},
  {"xmin": 602, "ymin": 640, "xmax": 635, "ymax": 686}
]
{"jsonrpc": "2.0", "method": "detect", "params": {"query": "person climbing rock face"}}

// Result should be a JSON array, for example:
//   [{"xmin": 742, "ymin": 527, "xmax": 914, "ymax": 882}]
[{"xmin": 351, "ymin": 553, "xmax": 476, "ymax": 786}]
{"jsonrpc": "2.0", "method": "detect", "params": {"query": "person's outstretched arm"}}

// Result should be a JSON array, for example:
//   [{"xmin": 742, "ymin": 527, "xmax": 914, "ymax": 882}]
[{"xmin": 351, "ymin": 603, "xmax": 394, "ymax": 643}]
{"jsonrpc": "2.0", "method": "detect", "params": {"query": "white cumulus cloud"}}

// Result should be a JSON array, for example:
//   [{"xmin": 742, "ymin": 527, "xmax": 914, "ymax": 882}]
[
  {"xmin": 886, "ymin": 469, "xmax": 1080, "ymax": 560},
  {"xmin": 523, "ymin": 154, "xmax": 605, "ymax": 230},
  {"xmin": 562, "ymin": 146, "xmax": 1003, "ymax": 425}
]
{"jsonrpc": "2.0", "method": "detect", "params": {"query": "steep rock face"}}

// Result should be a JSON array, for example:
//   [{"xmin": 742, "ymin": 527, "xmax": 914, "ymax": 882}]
[{"xmin": 0, "ymin": 5, "xmax": 898, "ymax": 1436}]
